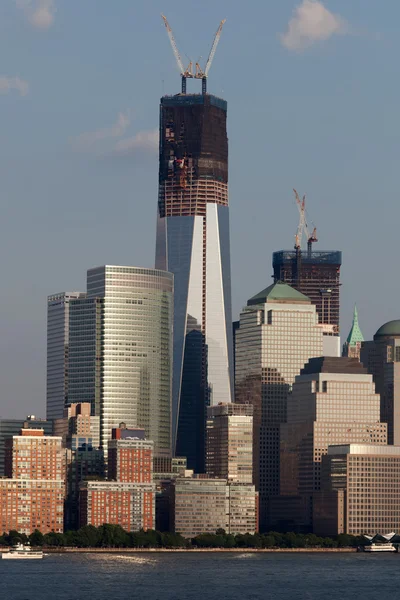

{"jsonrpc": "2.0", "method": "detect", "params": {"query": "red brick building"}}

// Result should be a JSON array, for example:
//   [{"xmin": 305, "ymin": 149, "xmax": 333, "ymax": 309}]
[
  {"xmin": 79, "ymin": 481, "xmax": 155, "ymax": 531},
  {"xmin": 0, "ymin": 429, "xmax": 64, "ymax": 535},
  {"xmin": 79, "ymin": 431, "xmax": 155, "ymax": 531}
]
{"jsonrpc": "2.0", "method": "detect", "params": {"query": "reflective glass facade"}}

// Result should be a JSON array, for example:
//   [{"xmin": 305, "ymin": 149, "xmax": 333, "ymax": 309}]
[
  {"xmin": 156, "ymin": 94, "xmax": 233, "ymax": 472},
  {"xmin": 46, "ymin": 292, "xmax": 86, "ymax": 420},
  {"xmin": 68, "ymin": 266, "xmax": 173, "ymax": 458}
]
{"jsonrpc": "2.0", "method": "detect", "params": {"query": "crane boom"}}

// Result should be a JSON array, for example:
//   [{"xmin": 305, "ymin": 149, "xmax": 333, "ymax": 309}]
[
  {"xmin": 161, "ymin": 14, "xmax": 185, "ymax": 75},
  {"xmin": 293, "ymin": 188, "xmax": 318, "ymax": 254},
  {"xmin": 204, "ymin": 19, "xmax": 226, "ymax": 77}
]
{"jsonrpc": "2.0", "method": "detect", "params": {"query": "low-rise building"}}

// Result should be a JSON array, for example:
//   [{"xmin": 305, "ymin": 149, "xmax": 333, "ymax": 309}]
[
  {"xmin": 172, "ymin": 477, "xmax": 227, "ymax": 538},
  {"xmin": 79, "ymin": 480, "xmax": 155, "ymax": 531},
  {"xmin": 172, "ymin": 477, "xmax": 258, "ymax": 539},
  {"xmin": 314, "ymin": 444, "xmax": 400, "ymax": 536}
]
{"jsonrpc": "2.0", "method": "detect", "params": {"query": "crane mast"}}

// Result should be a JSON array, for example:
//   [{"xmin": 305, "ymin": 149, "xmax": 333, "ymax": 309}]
[
  {"xmin": 161, "ymin": 15, "xmax": 226, "ymax": 94},
  {"xmin": 293, "ymin": 189, "xmax": 318, "ymax": 257}
]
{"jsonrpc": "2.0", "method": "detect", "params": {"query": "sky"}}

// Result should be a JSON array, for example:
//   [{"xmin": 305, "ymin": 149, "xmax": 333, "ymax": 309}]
[{"xmin": 0, "ymin": 0, "xmax": 399, "ymax": 418}]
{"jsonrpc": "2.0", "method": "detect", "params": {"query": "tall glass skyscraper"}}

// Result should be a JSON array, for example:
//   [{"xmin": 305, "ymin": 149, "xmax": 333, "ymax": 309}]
[
  {"xmin": 68, "ymin": 266, "xmax": 173, "ymax": 457},
  {"xmin": 155, "ymin": 93, "xmax": 233, "ymax": 472},
  {"xmin": 47, "ymin": 292, "xmax": 86, "ymax": 420}
]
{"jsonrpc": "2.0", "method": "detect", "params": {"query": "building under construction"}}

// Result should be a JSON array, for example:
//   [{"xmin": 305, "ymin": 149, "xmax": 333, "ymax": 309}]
[
  {"xmin": 155, "ymin": 16, "xmax": 233, "ymax": 472},
  {"xmin": 273, "ymin": 190, "xmax": 342, "ymax": 345},
  {"xmin": 273, "ymin": 249, "xmax": 342, "ymax": 334}
]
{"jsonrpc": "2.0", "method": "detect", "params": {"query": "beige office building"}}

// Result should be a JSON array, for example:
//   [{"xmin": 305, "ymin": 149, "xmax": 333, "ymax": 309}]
[
  {"xmin": 235, "ymin": 282, "xmax": 324, "ymax": 529},
  {"xmin": 172, "ymin": 476, "xmax": 258, "ymax": 538},
  {"xmin": 172, "ymin": 477, "xmax": 227, "ymax": 538},
  {"xmin": 281, "ymin": 357, "xmax": 387, "ymax": 497},
  {"xmin": 361, "ymin": 320, "xmax": 400, "ymax": 445},
  {"xmin": 314, "ymin": 444, "xmax": 400, "ymax": 536},
  {"xmin": 206, "ymin": 403, "xmax": 253, "ymax": 483}
]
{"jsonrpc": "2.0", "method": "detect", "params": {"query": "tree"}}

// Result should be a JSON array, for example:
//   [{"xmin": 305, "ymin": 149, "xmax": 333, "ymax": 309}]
[
  {"xmin": 29, "ymin": 529, "xmax": 44, "ymax": 547},
  {"xmin": 97, "ymin": 524, "xmax": 129, "ymax": 548},
  {"xmin": 75, "ymin": 525, "xmax": 100, "ymax": 548}
]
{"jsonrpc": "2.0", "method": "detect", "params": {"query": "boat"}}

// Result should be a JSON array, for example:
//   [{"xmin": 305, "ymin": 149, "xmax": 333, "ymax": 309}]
[
  {"xmin": 363, "ymin": 543, "xmax": 397, "ymax": 553},
  {"xmin": 1, "ymin": 543, "xmax": 44, "ymax": 559}
]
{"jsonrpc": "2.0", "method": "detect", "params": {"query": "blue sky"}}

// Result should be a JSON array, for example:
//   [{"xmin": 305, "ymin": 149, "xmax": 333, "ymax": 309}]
[{"xmin": 0, "ymin": 0, "xmax": 399, "ymax": 417}]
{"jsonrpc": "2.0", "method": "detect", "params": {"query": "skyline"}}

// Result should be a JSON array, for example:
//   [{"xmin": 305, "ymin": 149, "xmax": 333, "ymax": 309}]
[{"xmin": 1, "ymin": 0, "xmax": 400, "ymax": 418}]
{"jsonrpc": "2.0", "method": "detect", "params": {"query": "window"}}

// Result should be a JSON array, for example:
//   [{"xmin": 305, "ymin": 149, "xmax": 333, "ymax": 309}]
[{"xmin": 322, "ymin": 381, "xmax": 328, "ymax": 393}]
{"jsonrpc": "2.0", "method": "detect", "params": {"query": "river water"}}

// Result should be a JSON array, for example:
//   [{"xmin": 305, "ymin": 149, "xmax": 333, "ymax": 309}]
[{"xmin": 1, "ymin": 551, "xmax": 398, "ymax": 600}]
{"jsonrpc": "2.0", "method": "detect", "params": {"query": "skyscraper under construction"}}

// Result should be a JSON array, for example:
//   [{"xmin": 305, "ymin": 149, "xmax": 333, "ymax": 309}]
[
  {"xmin": 155, "ymin": 18, "xmax": 233, "ymax": 472},
  {"xmin": 273, "ymin": 249, "xmax": 342, "ymax": 332},
  {"xmin": 273, "ymin": 190, "xmax": 342, "ymax": 353}
]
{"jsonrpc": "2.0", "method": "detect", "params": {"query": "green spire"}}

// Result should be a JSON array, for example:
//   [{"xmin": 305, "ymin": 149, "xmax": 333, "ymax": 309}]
[{"xmin": 346, "ymin": 304, "xmax": 364, "ymax": 345}]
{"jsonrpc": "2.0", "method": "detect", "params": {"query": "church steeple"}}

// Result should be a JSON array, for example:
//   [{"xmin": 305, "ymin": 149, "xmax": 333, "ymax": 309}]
[
  {"xmin": 343, "ymin": 305, "xmax": 364, "ymax": 359},
  {"xmin": 346, "ymin": 305, "xmax": 364, "ymax": 346}
]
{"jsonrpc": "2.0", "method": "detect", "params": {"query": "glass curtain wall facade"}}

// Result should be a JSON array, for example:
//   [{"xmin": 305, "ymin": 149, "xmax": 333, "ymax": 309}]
[
  {"xmin": 155, "ymin": 93, "xmax": 233, "ymax": 472},
  {"xmin": 47, "ymin": 292, "xmax": 86, "ymax": 420},
  {"xmin": 68, "ymin": 266, "xmax": 173, "ymax": 457}
]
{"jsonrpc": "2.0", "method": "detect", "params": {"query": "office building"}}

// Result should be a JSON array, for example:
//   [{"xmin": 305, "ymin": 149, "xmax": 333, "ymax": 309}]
[
  {"xmin": 206, "ymin": 403, "xmax": 253, "ymax": 483},
  {"xmin": 172, "ymin": 477, "xmax": 228, "ymax": 538},
  {"xmin": 360, "ymin": 320, "xmax": 400, "ymax": 445},
  {"xmin": 79, "ymin": 480, "xmax": 155, "ymax": 531},
  {"xmin": 155, "ymin": 91, "xmax": 233, "ymax": 472},
  {"xmin": 274, "ymin": 357, "xmax": 387, "ymax": 532},
  {"xmin": 0, "ymin": 428, "xmax": 64, "ymax": 535},
  {"xmin": 273, "ymin": 249, "xmax": 342, "ymax": 356},
  {"xmin": 314, "ymin": 444, "xmax": 400, "ymax": 536},
  {"xmin": 47, "ymin": 292, "xmax": 85, "ymax": 420},
  {"xmin": 342, "ymin": 305, "xmax": 364, "ymax": 359},
  {"xmin": 171, "ymin": 476, "xmax": 258, "ymax": 538},
  {"xmin": 227, "ymin": 483, "xmax": 258, "ymax": 535},
  {"xmin": 0, "ymin": 416, "xmax": 52, "ymax": 476},
  {"xmin": 154, "ymin": 457, "xmax": 190, "ymax": 532},
  {"xmin": 68, "ymin": 266, "xmax": 173, "ymax": 456},
  {"xmin": 235, "ymin": 282, "xmax": 324, "ymax": 529},
  {"xmin": 281, "ymin": 356, "xmax": 387, "ymax": 496}
]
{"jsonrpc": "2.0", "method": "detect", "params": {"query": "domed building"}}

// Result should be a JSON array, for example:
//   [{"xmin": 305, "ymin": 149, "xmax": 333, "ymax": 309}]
[{"xmin": 360, "ymin": 319, "xmax": 400, "ymax": 445}]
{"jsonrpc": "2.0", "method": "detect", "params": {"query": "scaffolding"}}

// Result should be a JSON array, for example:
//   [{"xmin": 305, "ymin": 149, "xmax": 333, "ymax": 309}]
[{"xmin": 273, "ymin": 250, "xmax": 342, "ymax": 333}]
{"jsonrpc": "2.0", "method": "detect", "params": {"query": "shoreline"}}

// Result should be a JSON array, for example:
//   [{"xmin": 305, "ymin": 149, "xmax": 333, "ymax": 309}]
[{"xmin": 26, "ymin": 547, "xmax": 357, "ymax": 554}]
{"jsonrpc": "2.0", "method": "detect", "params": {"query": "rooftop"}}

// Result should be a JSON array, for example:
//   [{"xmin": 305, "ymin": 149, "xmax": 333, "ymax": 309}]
[
  {"xmin": 328, "ymin": 444, "xmax": 400, "ymax": 456},
  {"xmin": 300, "ymin": 356, "xmax": 367, "ymax": 376},
  {"xmin": 247, "ymin": 282, "xmax": 310, "ymax": 307},
  {"xmin": 273, "ymin": 250, "xmax": 342, "ymax": 266}
]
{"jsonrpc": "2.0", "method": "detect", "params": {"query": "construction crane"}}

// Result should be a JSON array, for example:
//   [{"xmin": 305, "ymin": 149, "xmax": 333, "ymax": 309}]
[
  {"xmin": 161, "ymin": 15, "xmax": 194, "ymax": 93},
  {"xmin": 195, "ymin": 19, "xmax": 226, "ymax": 93},
  {"xmin": 161, "ymin": 15, "xmax": 226, "ymax": 94},
  {"xmin": 293, "ymin": 189, "xmax": 318, "ymax": 257}
]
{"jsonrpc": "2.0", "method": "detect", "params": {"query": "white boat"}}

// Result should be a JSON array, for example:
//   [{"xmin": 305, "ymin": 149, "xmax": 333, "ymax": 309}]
[
  {"xmin": 363, "ymin": 543, "xmax": 397, "ymax": 553},
  {"xmin": 1, "ymin": 543, "xmax": 43, "ymax": 559}
]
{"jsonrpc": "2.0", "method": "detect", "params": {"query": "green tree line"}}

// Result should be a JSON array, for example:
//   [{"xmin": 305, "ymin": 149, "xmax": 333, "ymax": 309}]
[{"xmin": 0, "ymin": 526, "xmax": 365, "ymax": 549}]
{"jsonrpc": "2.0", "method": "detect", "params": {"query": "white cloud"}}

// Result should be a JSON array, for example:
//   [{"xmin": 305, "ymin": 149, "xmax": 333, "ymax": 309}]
[
  {"xmin": 0, "ymin": 76, "xmax": 29, "ymax": 96},
  {"xmin": 114, "ymin": 129, "xmax": 159, "ymax": 155},
  {"xmin": 16, "ymin": 0, "xmax": 55, "ymax": 30},
  {"xmin": 281, "ymin": 0, "xmax": 348, "ymax": 51},
  {"xmin": 72, "ymin": 111, "xmax": 131, "ymax": 151}
]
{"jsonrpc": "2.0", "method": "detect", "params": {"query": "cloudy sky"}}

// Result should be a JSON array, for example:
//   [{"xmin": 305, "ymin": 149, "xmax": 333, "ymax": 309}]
[{"xmin": 0, "ymin": 0, "xmax": 398, "ymax": 417}]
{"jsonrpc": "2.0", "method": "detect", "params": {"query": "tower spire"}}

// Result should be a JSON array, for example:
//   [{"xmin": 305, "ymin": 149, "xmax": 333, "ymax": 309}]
[{"xmin": 346, "ymin": 304, "xmax": 364, "ymax": 346}]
